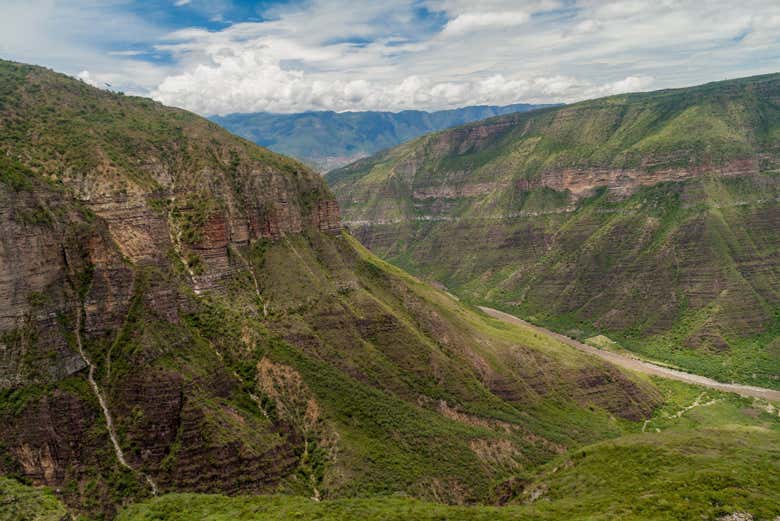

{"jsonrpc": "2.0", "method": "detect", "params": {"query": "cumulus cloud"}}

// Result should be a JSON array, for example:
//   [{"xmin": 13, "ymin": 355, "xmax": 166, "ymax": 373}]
[
  {"xmin": 2, "ymin": 0, "xmax": 779, "ymax": 115},
  {"xmin": 147, "ymin": 0, "xmax": 779, "ymax": 114},
  {"xmin": 591, "ymin": 75, "xmax": 655, "ymax": 97},
  {"xmin": 441, "ymin": 11, "xmax": 530, "ymax": 37},
  {"xmin": 76, "ymin": 70, "xmax": 100, "ymax": 87},
  {"xmin": 151, "ymin": 45, "xmax": 651, "ymax": 115}
]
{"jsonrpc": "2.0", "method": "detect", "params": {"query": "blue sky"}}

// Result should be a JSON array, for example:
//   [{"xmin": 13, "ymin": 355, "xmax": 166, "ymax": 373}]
[{"xmin": 1, "ymin": 1, "xmax": 778, "ymax": 115}]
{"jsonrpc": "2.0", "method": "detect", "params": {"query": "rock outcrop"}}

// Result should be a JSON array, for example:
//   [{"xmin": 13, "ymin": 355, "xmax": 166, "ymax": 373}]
[{"xmin": 0, "ymin": 60, "xmax": 339, "ymax": 515}]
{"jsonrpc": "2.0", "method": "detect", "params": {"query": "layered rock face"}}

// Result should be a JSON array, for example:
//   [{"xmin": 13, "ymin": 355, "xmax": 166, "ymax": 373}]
[
  {"xmin": 0, "ymin": 60, "xmax": 661, "ymax": 518},
  {"xmin": 327, "ymin": 73, "xmax": 780, "ymax": 387},
  {"xmin": 0, "ymin": 61, "xmax": 337, "ymax": 514},
  {"xmin": 0, "ymin": 61, "xmax": 340, "ymax": 388}
]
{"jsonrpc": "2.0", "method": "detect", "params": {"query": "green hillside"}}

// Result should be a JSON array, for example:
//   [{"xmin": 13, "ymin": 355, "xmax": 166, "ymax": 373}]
[
  {"xmin": 326, "ymin": 73, "xmax": 780, "ymax": 389},
  {"xmin": 0, "ymin": 477, "xmax": 69, "ymax": 521},
  {"xmin": 0, "ymin": 59, "xmax": 667, "ymax": 519},
  {"xmin": 120, "ymin": 379, "xmax": 780, "ymax": 520}
]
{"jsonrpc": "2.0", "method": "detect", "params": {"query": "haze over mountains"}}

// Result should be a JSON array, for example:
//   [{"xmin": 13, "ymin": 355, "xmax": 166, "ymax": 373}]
[
  {"xmin": 211, "ymin": 103, "xmax": 553, "ymax": 172},
  {"xmin": 327, "ymin": 73, "xmax": 780, "ymax": 390},
  {"xmin": 0, "ymin": 60, "xmax": 779, "ymax": 521}
]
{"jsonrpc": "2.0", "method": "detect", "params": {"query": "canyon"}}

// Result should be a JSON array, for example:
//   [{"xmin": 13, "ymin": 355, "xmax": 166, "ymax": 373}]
[
  {"xmin": 210, "ymin": 103, "xmax": 554, "ymax": 172},
  {"xmin": 0, "ymin": 59, "xmax": 664, "ymax": 518},
  {"xmin": 327, "ymin": 73, "xmax": 780, "ymax": 389},
  {"xmin": 0, "ymin": 60, "xmax": 778, "ymax": 521}
]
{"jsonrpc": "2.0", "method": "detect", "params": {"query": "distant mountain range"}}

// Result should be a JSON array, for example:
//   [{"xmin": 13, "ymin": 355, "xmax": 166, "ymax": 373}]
[{"xmin": 211, "ymin": 103, "xmax": 556, "ymax": 171}]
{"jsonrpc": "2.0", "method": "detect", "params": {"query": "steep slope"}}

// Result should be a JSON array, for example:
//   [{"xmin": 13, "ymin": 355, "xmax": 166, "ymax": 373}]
[
  {"xmin": 211, "ymin": 103, "xmax": 552, "ymax": 172},
  {"xmin": 327, "ymin": 73, "xmax": 780, "ymax": 388},
  {"xmin": 121, "ymin": 380, "xmax": 780, "ymax": 520},
  {"xmin": 0, "ymin": 60, "xmax": 658, "ymax": 518}
]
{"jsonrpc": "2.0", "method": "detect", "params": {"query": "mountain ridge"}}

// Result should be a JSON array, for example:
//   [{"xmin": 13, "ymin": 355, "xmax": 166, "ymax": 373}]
[
  {"xmin": 211, "ymin": 102, "xmax": 556, "ymax": 172},
  {"xmin": 326, "ymin": 71, "xmax": 780, "ymax": 389}
]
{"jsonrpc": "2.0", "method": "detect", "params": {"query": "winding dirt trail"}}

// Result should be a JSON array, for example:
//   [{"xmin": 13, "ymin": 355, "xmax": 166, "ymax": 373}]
[
  {"xmin": 74, "ymin": 306, "xmax": 159, "ymax": 495},
  {"xmin": 479, "ymin": 306, "xmax": 780, "ymax": 402}
]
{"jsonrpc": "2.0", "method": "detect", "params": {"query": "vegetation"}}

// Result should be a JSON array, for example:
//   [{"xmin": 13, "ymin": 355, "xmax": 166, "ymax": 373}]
[
  {"xmin": 0, "ymin": 477, "xmax": 69, "ymax": 521},
  {"xmin": 176, "ymin": 232, "xmax": 656, "ymax": 502},
  {"xmin": 0, "ymin": 58, "xmax": 777, "ymax": 521},
  {"xmin": 515, "ymin": 378, "xmax": 780, "ymax": 520},
  {"xmin": 0, "ymin": 59, "xmax": 327, "ymax": 209},
  {"xmin": 326, "ymin": 73, "xmax": 780, "ymax": 388},
  {"xmin": 117, "ymin": 379, "xmax": 780, "ymax": 520},
  {"xmin": 118, "ymin": 494, "xmax": 522, "ymax": 521}
]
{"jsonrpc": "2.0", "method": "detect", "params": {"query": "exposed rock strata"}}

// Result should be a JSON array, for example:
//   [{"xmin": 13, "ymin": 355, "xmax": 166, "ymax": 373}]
[{"xmin": 532, "ymin": 158, "xmax": 759, "ymax": 200}]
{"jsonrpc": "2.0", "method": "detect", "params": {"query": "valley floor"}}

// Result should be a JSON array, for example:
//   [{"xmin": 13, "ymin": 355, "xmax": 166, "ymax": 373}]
[{"xmin": 479, "ymin": 306, "xmax": 780, "ymax": 402}]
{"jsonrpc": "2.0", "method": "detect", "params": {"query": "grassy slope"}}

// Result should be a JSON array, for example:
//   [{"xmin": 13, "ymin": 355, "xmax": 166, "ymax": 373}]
[
  {"xmin": 0, "ymin": 477, "xmax": 69, "ymax": 521},
  {"xmin": 98, "ymin": 233, "xmax": 780, "ymax": 521},
  {"xmin": 117, "ymin": 378, "xmax": 780, "ymax": 520},
  {"xmin": 326, "ymin": 73, "xmax": 780, "ymax": 388},
  {"xmin": 185, "ymin": 231, "xmax": 659, "ymax": 501},
  {"xmin": 0, "ymin": 59, "xmax": 777, "ymax": 521},
  {"xmin": 0, "ymin": 58, "xmax": 333, "ymax": 516}
]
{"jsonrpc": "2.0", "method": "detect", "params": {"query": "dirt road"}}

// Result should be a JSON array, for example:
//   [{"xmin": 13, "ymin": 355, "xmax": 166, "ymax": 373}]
[{"xmin": 479, "ymin": 306, "xmax": 780, "ymax": 402}]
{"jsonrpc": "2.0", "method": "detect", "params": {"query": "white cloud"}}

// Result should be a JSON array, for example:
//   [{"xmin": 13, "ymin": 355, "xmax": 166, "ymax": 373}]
[
  {"xmin": 1, "ymin": 0, "xmax": 779, "ymax": 115},
  {"xmin": 609, "ymin": 75, "xmax": 653, "ymax": 93},
  {"xmin": 0, "ymin": 0, "xmax": 170, "ymax": 94},
  {"xmin": 174, "ymin": 0, "xmax": 191, "ymax": 6},
  {"xmin": 441, "ymin": 11, "xmax": 529, "ymax": 37},
  {"xmin": 151, "ymin": 46, "xmax": 653, "ymax": 115},
  {"xmin": 76, "ymin": 70, "xmax": 100, "ymax": 87},
  {"xmin": 147, "ymin": 0, "xmax": 780, "ymax": 114},
  {"xmin": 107, "ymin": 50, "xmax": 146, "ymax": 56}
]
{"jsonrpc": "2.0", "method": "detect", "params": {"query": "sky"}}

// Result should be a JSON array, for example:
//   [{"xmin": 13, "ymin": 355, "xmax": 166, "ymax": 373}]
[{"xmin": 0, "ymin": 0, "xmax": 778, "ymax": 115}]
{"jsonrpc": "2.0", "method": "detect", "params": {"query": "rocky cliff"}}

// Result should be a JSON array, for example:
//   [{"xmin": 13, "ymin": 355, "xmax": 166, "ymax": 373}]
[
  {"xmin": 327, "ymin": 73, "xmax": 780, "ymax": 388},
  {"xmin": 0, "ymin": 60, "xmax": 660, "ymax": 518}
]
